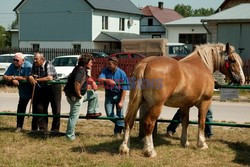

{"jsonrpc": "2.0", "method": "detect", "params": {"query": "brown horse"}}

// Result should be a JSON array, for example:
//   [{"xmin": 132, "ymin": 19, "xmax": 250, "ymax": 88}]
[{"xmin": 119, "ymin": 43, "xmax": 245, "ymax": 157}]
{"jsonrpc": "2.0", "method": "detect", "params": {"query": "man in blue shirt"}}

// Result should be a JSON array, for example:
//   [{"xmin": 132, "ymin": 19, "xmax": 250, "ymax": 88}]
[
  {"xmin": 3, "ymin": 52, "xmax": 32, "ymax": 132},
  {"xmin": 99, "ymin": 57, "xmax": 129, "ymax": 136}
]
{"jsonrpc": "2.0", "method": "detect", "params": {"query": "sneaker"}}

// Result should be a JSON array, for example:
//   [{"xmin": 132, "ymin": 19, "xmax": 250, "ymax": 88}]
[
  {"xmin": 165, "ymin": 131, "xmax": 173, "ymax": 138},
  {"xmin": 86, "ymin": 113, "xmax": 102, "ymax": 118},
  {"xmin": 15, "ymin": 127, "xmax": 22, "ymax": 133}
]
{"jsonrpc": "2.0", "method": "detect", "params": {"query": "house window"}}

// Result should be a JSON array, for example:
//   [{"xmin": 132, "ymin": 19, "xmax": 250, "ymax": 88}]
[
  {"xmin": 152, "ymin": 35, "xmax": 161, "ymax": 38},
  {"xmin": 73, "ymin": 44, "xmax": 81, "ymax": 52},
  {"xmin": 119, "ymin": 18, "xmax": 125, "ymax": 31},
  {"xmin": 32, "ymin": 44, "xmax": 40, "ymax": 52},
  {"xmin": 179, "ymin": 34, "xmax": 207, "ymax": 45},
  {"xmin": 102, "ymin": 16, "xmax": 108, "ymax": 30},
  {"xmin": 148, "ymin": 18, "xmax": 153, "ymax": 26}
]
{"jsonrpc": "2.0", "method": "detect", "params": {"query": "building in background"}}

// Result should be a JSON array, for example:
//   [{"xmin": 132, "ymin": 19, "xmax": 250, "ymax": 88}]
[
  {"xmin": 13, "ymin": 0, "xmax": 143, "ymax": 49},
  {"xmin": 140, "ymin": 2, "xmax": 183, "ymax": 39}
]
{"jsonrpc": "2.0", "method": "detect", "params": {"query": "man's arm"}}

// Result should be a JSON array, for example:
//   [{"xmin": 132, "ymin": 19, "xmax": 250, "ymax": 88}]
[
  {"xmin": 74, "ymin": 81, "xmax": 82, "ymax": 98},
  {"xmin": 118, "ymin": 90, "xmax": 126, "ymax": 109}
]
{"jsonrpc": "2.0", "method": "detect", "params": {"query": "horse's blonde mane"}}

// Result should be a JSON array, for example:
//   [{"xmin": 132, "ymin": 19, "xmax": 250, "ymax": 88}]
[{"xmin": 193, "ymin": 43, "xmax": 236, "ymax": 73}]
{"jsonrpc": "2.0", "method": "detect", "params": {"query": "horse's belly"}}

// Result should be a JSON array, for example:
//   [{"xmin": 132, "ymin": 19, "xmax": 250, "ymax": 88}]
[{"xmin": 164, "ymin": 96, "xmax": 196, "ymax": 108}]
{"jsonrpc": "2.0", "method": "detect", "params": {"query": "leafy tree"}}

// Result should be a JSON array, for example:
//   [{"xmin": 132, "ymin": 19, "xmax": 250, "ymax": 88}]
[
  {"xmin": 193, "ymin": 8, "xmax": 214, "ymax": 16},
  {"xmin": 174, "ymin": 4, "xmax": 215, "ymax": 17},
  {"xmin": 174, "ymin": 4, "xmax": 193, "ymax": 17},
  {"xmin": 0, "ymin": 26, "xmax": 6, "ymax": 48}
]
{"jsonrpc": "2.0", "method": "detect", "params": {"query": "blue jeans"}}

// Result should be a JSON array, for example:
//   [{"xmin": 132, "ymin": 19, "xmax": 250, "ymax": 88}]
[
  {"xmin": 167, "ymin": 108, "xmax": 213, "ymax": 137},
  {"xmin": 66, "ymin": 90, "xmax": 99, "ymax": 140},
  {"xmin": 105, "ymin": 93, "xmax": 124, "ymax": 134}
]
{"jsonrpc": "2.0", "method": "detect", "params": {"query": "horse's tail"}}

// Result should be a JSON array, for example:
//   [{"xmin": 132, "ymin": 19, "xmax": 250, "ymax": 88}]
[{"xmin": 125, "ymin": 61, "xmax": 147, "ymax": 129}]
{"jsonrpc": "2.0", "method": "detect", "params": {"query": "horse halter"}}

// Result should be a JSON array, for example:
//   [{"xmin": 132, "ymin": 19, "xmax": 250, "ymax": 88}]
[
  {"xmin": 224, "ymin": 43, "xmax": 239, "ymax": 84},
  {"xmin": 224, "ymin": 42, "xmax": 231, "ymax": 69}
]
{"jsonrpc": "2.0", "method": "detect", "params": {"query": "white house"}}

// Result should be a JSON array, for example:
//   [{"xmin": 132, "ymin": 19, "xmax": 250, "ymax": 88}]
[
  {"xmin": 164, "ymin": 16, "xmax": 208, "ymax": 50},
  {"xmin": 13, "ymin": 0, "xmax": 143, "ymax": 49}
]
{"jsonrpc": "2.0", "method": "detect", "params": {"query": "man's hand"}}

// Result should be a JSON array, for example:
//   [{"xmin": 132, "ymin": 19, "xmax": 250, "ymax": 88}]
[
  {"xmin": 12, "ymin": 79, "xmax": 19, "ymax": 86},
  {"xmin": 105, "ymin": 79, "xmax": 116, "ymax": 86},
  {"xmin": 87, "ymin": 77, "xmax": 98, "ymax": 91},
  {"xmin": 28, "ymin": 76, "xmax": 37, "ymax": 86},
  {"xmin": 117, "ymin": 101, "xmax": 123, "ymax": 109}
]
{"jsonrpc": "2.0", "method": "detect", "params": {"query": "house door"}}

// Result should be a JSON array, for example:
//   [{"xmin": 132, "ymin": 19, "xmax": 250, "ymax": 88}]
[{"xmin": 218, "ymin": 23, "xmax": 250, "ymax": 60}]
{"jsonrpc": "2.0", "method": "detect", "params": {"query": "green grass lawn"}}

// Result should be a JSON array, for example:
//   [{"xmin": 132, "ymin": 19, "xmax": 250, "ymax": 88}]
[{"xmin": 0, "ymin": 116, "xmax": 249, "ymax": 167}]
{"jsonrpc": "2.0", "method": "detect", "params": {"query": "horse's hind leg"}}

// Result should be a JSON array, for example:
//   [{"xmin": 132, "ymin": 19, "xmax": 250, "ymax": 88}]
[
  {"xmin": 143, "ymin": 104, "xmax": 163, "ymax": 157},
  {"xmin": 180, "ymin": 108, "xmax": 190, "ymax": 147},
  {"xmin": 119, "ymin": 123, "xmax": 131, "ymax": 155},
  {"xmin": 197, "ymin": 100, "xmax": 211, "ymax": 149}
]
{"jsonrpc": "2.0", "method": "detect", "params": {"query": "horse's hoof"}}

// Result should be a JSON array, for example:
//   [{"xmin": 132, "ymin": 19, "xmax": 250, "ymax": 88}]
[
  {"xmin": 119, "ymin": 144, "xmax": 130, "ymax": 156},
  {"xmin": 181, "ymin": 141, "xmax": 190, "ymax": 147},
  {"xmin": 198, "ymin": 142, "xmax": 208, "ymax": 149},
  {"xmin": 143, "ymin": 149, "xmax": 157, "ymax": 158}
]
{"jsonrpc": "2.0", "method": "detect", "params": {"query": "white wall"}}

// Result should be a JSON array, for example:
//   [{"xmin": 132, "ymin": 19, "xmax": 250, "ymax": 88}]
[
  {"xmin": 166, "ymin": 26, "xmax": 206, "ymax": 42},
  {"xmin": 19, "ymin": 41, "xmax": 94, "ymax": 49},
  {"xmin": 92, "ymin": 11, "xmax": 140, "ymax": 40}
]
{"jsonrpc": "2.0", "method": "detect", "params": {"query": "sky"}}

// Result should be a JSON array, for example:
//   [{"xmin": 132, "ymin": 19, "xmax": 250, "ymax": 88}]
[{"xmin": 0, "ymin": 0, "xmax": 224, "ymax": 29}]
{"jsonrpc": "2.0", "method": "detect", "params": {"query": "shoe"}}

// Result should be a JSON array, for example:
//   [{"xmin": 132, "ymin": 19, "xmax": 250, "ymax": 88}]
[
  {"xmin": 86, "ymin": 113, "xmax": 102, "ymax": 118},
  {"xmin": 165, "ymin": 131, "xmax": 173, "ymax": 138},
  {"xmin": 205, "ymin": 134, "xmax": 213, "ymax": 139},
  {"xmin": 15, "ymin": 127, "xmax": 22, "ymax": 133},
  {"xmin": 114, "ymin": 132, "xmax": 122, "ymax": 138}
]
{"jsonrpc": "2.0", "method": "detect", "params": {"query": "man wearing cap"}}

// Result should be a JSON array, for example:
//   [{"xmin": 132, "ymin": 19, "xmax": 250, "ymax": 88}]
[
  {"xmin": 3, "ymin": 52, "xmax": 32, "ymax": 132},
  {"xmin": 98, "ymin": 57, "xmax": 129, "ymax": 136}
]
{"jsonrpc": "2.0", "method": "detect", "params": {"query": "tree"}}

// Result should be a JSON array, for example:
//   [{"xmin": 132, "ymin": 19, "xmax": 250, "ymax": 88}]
[
  {"xmin": 174, "ymin": 4, "xmax": 215, "ymax": 17},
  {"xmin": 0, "ymin": 26, "xmax": 6, "ymax": 48},
  {"xmin": 193, "ymin": 8, "xmax": 214, "ymax": 16},
  {"xmin": 174, "ymin": 4, "xmax": 193, "ymax": 17}
]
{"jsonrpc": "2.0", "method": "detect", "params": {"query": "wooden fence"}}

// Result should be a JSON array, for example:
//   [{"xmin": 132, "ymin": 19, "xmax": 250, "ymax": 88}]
[{"xmin": 91, "ymin": 58, "xmax": 143, "ymax": 80}]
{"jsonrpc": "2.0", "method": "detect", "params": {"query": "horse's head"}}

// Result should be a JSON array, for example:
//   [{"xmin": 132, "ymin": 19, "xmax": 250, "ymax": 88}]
[{"xmin": 220, "ymin": 43, "xmax": 245, "ymax": 85}]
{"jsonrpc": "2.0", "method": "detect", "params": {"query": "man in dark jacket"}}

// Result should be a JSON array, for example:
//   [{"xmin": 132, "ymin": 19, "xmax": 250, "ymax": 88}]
[{"xmin": 64, "ymin": 53, "xmax": 101, "ymax": 140}]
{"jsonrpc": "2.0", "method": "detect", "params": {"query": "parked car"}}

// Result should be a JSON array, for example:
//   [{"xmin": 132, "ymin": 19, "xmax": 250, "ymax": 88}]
[
  {"xmin": 51, "ymin": 55, "xmax": 80, "ymax": 79},
  {"xmin": 109, "ymin": 52, "xmax": 146, "ymax": 59},
  {"xmin": 0, "ymin": 53, "xmax": 34, "ymax": 79},
  {"xmin": 90, "ymin": 52, "xmax": 109, "ymax": 58},
  {"xmin": 166, "ymin": 43, "xmax": 190, "ymax": 60}
]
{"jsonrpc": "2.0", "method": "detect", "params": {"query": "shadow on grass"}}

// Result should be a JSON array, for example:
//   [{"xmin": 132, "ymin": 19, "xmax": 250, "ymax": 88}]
[
  {"xmin": 219, "ymin": 139, "xmax": 250, "ymax": 166},
  {"xmin": 26, "ymin": 131, "xmax": 65, "ymax": 140},
  {"xmin": 71, "ymin": 134, "xmax": 171, "ymax": 155},
  {"xmin": 0, "ymin": 127, "xmax": 16, "ymax": 132}
]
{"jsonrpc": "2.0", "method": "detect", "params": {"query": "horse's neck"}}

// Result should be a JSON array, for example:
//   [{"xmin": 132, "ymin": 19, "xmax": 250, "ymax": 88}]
[{"xmin": 198, "ymin": 51, "xmax": 222, "ymax": 73}]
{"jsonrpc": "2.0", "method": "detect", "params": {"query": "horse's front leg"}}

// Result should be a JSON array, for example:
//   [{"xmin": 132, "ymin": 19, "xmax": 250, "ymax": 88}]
[
  {"xmin": 142, "ymin": 104, "xmax": 163, "ymax": 157},
  {"xmin": 119, "ymin": 124, "xmax": 131, "ymax": 155},
  {"xmin": 180, "ymin": 108, "xmax": 190, "ymax": 147},
  {"xmin": 197, "ymin": 102, "xmax": 210, "ymax": 149}
]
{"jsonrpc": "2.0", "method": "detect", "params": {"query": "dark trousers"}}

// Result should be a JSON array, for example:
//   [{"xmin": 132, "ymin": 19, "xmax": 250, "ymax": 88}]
[
  {"xmin": 48, "ymin": 84, "xmax": 61, "ymax": 131},
  {"xmin": 167, "ymin": 108, "xmax": 213, "ymax": 136},
  {"xmin": 31, "ymin": 84, "xmax": 62, "ymax": 131},
  {"xmin": 16, "ymin": 98, "xmax": 30, "ymax": 129},
  {"xmin": 32, "ymin": 85, "xmax": 49, "ymax": 131}
]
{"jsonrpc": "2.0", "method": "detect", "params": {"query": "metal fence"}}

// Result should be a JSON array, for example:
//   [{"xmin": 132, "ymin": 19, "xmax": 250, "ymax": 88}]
[
  {"xmin": 0, "ymin": 48, "xmax": 120, "ymax": 61},
  {"xmin": 0, "ymin": 48, "xmax": 249, "ymax": 83}
]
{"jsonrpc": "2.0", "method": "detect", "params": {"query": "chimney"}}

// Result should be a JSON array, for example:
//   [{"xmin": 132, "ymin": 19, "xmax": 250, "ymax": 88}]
[{"xmin": 158, "ymin": 2, "xmax": 163, "ymax": 10}]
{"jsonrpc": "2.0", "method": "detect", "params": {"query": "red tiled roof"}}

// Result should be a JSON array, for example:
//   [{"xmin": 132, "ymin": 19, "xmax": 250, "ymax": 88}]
[{"xmin": 141, "ymin": 6, "xmax": 183, "ymax": 24}]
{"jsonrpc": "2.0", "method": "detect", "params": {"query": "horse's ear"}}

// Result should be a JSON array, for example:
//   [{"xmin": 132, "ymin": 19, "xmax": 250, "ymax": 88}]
[{"xmin": 226, "ymin": 42, "xmax": 230, "ymax": 55}]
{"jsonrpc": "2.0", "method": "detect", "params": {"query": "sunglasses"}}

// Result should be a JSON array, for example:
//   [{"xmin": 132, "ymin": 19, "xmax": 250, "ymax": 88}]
[{"xmin": 13, "ymin": 59, "xmax": 19, "ymax": 62}]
